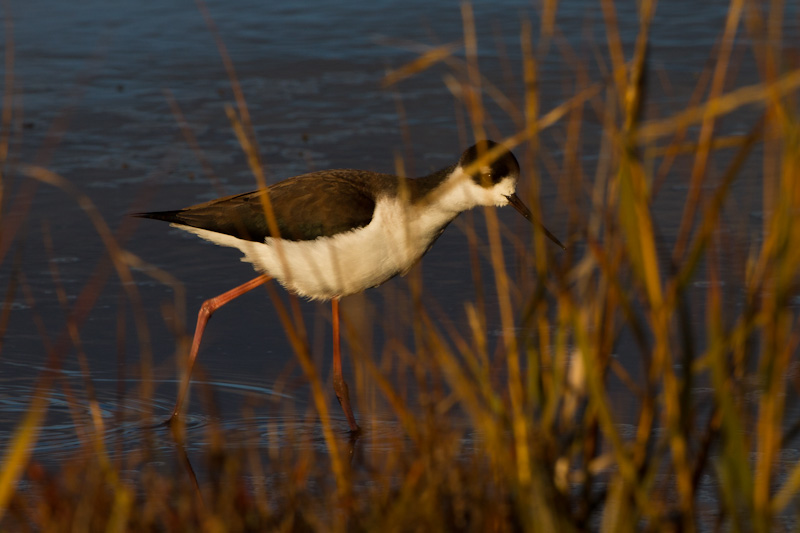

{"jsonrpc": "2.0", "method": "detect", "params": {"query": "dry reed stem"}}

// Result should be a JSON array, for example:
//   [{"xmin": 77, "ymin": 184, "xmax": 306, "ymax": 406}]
[
  {"xmin": 194, "ymin": 0, "xmax": 352, "ymax": 501},
  {"xmin": 638, "ymin": 68, "xmax": 800, "ymax": 143},
  {"xmin": 673, "ymin": 0, "xmax": 745, "ymax": 263}
]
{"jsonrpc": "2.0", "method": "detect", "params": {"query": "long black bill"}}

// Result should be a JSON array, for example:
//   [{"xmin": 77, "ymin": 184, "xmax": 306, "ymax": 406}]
[{"xmin": 505, "ymin": 193, "xmax": 566, "ymax": 250}]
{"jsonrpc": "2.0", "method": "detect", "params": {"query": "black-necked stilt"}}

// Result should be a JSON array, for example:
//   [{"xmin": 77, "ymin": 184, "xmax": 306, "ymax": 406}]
[{"xmin": 136, "ymin": 140, "xmax": 564, "ymax": 432}]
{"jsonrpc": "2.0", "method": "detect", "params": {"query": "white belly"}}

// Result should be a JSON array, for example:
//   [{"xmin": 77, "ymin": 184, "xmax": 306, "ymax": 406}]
[{"xmin": 177, "ymin": 197, "xmax": 454, "ymax": 300}]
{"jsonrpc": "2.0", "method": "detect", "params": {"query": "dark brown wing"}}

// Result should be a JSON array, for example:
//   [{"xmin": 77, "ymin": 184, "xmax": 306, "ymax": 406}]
[{"xmin": 134, "ymin": 170, "xmax": 378, "ymax": 242}]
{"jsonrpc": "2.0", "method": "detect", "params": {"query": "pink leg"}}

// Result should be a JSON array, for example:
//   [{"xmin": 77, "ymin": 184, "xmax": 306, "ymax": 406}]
[
  {"xmin": 166, "ymin": 274, "xmax": 272, "ymax": 425},
  {"xmin": 331, "ymin": 298, "xmax": 360, "ymax": 432}
]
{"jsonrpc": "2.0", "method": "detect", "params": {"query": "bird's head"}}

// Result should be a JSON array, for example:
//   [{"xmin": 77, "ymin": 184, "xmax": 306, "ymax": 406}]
[{"xmin": 459, "ymin": 140, "xmax": 565, "ymax": 250}]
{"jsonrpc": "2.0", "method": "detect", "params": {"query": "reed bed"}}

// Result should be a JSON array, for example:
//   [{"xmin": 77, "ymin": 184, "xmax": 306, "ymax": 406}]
[{"xmin": 1, "ymin": 0, "xmax": 800, "ymax": 531}]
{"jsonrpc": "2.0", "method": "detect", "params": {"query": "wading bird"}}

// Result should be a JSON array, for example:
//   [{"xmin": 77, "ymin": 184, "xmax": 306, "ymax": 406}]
[{"xmin": 136, "ymin": 140, "xmax": 564, "ymax": 432}]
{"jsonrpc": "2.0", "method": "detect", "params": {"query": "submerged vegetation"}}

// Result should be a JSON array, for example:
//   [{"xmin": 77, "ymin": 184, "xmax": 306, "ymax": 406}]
[{"xmin": 2, "ymin": 0, "xmax": 800, "ymax": 531}]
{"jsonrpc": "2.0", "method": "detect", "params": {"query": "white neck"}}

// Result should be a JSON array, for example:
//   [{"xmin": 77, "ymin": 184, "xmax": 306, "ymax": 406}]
[{"xmin": 413, "ymin": 165, "xmax": 515, "ymax": 217}]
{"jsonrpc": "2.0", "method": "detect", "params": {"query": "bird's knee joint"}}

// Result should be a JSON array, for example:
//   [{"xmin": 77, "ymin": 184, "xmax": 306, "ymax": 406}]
[
  {"xmin": 199, "ymin": 299, "xmax": 216, "ymax": 317},
  {"xmin": 333, "ymin": 376, "xmax": 349, "ymax": 398}
]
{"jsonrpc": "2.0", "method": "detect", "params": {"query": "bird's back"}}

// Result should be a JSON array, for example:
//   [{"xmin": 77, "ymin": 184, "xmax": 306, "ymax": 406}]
[{"xmin": 136, "ymin": 169, "xmax": 397, "ymax": 243}]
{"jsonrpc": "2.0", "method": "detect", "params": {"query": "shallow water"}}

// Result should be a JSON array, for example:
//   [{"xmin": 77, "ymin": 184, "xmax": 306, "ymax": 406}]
[{"xmin": 1, "ymin": 0, "xmax": 799, "ymax": 469}]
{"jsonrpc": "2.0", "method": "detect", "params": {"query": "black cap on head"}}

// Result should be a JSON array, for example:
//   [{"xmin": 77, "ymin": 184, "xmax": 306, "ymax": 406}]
[{"xmin": 460, "ymin": 140, "xmax": 520, "ymax": 187}]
